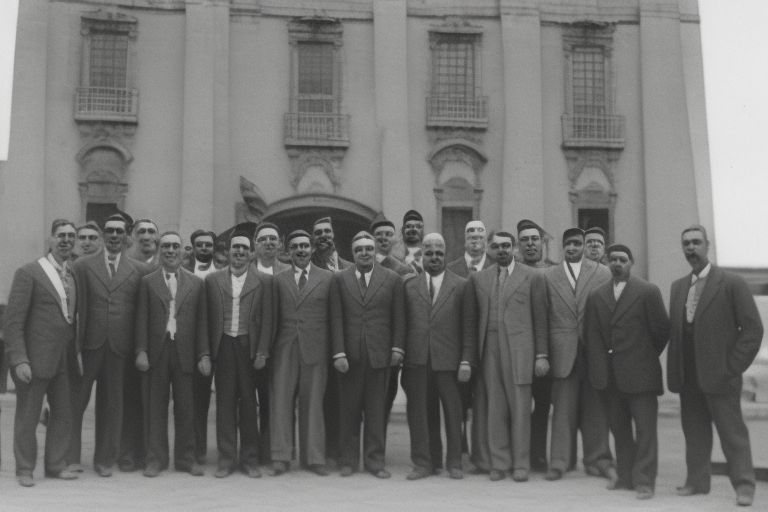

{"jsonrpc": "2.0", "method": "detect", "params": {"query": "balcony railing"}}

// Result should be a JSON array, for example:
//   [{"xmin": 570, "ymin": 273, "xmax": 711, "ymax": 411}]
[
  {"xmin": 284, "ymin": 112, "xmax": 350, "ymax": 147},
  {"xmin": 561, "ymin": 113, "xmax": 625, "ymax": 149},
  {"xmin": 426, "ymin": 95, "xmax": 489, "ymax": 129},
  {"xmin": 75, "ymin": 87, "xmax": 139, "ymax": 123}
]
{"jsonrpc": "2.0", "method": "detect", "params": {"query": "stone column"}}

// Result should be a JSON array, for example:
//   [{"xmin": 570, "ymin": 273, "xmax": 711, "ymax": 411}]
[
  {"xmin": 499, "ymin": 0, "xmax": 544, "ymax": 230},
  {"xmin": 639, "ymin": 0, "xmax": 700, "ymax": 291},
  {"xmin": 373, "ymin": 0, "xmax": 412, "ymax": 219}
]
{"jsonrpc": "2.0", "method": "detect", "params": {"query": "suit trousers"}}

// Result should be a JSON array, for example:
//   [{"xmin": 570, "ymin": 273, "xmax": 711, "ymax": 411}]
[
  {"xmin": 145, "ymin": 336, "xmax": 195, "ymax": 471},
  {"xmin": 270, "ymin": 340, "xmax": 327, "ymax": 466},
  {"xmin": 679, "ymin": 383, "xmax": 755, "ymax": 492},
  {"xmin": 479, "ymin": 331, "xmax": 531, "ymax": 471},
  {"xmin": 338, "ymin": 357, "xmax": 390, "ymax": 473},
  {"xmin": 215, "ymin": 334, "xmax": 260, "ymax": 471},
  {"xmin": 192, "ymin": 369, "xmax": 213, "ymax": 464},
  {"xmin": 392, "ymin": 367, "xmax": 444, "ymax": 468},
  {"xmin": 253, "ymin": 364, "xmax": 271, "ymax": 464},
  {"xmin": 550, "ymin": 370, "xmax": 579, "ymax": 473},
  {"xmin": 530, "ymin": 374, "xmax": 552, "ymax": 469},
  {"xmin": 404, "ymin": 365, "xmax": 463, "ymax": 471},
  {"xmin": 578, "ymin": 374, "xmax": 614, "ymax": 473},
  {"xmin": 70, "ymin": 345, "xmax": 125, "ymax": 469},
  {"xmin": 324, "ymin": 361, "xmax": 341, "ymax": 464},
  {"xmin": 601, "ymin": 387, "xmax": 658, "ymax": 489},
  {"xmin": 119, "ymin": 358, "xmax": 148, "ymax": 469},
  {"xmin": 14, "ymin": 352, "xmax": 71, "ymax": 476}
]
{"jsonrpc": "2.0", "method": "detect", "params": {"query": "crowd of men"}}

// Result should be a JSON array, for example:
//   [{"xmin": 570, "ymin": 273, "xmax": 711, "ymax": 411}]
[{"xmin": 3, "ymin": 209, "xmax": 763, "ymax": 507}]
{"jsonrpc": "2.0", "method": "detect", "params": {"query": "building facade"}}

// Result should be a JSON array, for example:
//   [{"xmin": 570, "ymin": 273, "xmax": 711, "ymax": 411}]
[{"xmin": 0, "ymin": 0, "xmax": 713, "ymax": 302}]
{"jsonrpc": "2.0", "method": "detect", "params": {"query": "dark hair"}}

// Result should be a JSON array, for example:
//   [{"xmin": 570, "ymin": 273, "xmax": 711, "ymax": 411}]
[
  {"xmin": 51, "ymin": 218, "xmax": 76, "ymax": 235},
  {"xmin": 105, "ymin": 214, "xmax": 129, "ymax": 231},
  {"xmin": 77, "ymin": 221, "xmax": 102, "ymax": 234},
  {"xmin": 190, "ymin": 229, "xmax": 216, "ymax": 245},
  {"xmin": 681, "ymin": 224, "xmax": 708, "ymax": 242},
  {"xmin": 158, "ymin": 231, "xmax": 182, "ymax": 243},
  {"xmin": 494, "ymin": 231, "xmax": 516, "ymax": 244}
]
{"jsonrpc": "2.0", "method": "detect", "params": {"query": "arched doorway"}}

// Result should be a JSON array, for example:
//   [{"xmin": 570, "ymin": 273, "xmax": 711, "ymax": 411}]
[{"xmin": 262, "ymin": 194, "xmax": 377, "ymax": 261}]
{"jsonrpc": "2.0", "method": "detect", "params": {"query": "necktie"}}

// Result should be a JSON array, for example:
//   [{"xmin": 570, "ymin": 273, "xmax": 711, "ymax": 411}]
[
  {"xmin": 685, "ymin": 274, "xmax": 705, "ymax": 322},
  {"xmin": 298, "ymin": 269, "xmax": 307, "ymax": 290},
  {"xmin": 566, "ymin": 262, "xmax": 577, "ymax": 293},
  {"xmin": 166, "ymin": 272, "xmax": 177, "ymax": 340},
  {"xmin": 359, "ymin": 272, "xmax": 367, "ymax": 295},
  {"xmin": 58, "ymin": 263, "xmax": 73, "ymax": 321},
  {"xmin": 429, "ymin": 276, "xmax": 435, "ymax": 302},
  {"xmin": 108, "ymin": 254, "xmax": 117, "ymax": 279}
]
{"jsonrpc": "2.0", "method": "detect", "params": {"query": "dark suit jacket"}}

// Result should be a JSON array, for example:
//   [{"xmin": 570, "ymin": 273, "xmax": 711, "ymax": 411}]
[
  {"xmin": 667, "ymin": 266, "xmax": 763, "ymax": 394},
  {"xmin": 329, "ymin": 264, "xmax": 405, "ymax": 369},
  {"xmin": 311, "ymin": 251, "xmax": 352, "ymax": 273},
  {"xmin": 379, "ymin": 255, "xmax": 415, "ymax": 278},
  {"xmin": 4, "ymin": 261, "xmax": 77, "ymax": 378},
  {"xmin": 584, "ymin": 276, "xmax": 670, "ymax": 395},
  {"xmin": 446, "ymin": 254, "xmax": 492, "ymax": 279},
  {"xmin": 135, "ymin": 267, "xmax": 208, "ymax": 373},
  {"xmin": 205, "ymin": 268, "xmax": 272, "ymax": 360},
  {"xmin": 468, "ymin": 263, "xmax": 548, "ymax": 385},
  {"xmin": 73, "ymin": 252, "xmax": 149, "ymax": 358},
  {"xmin": 544, "ymin": 259, "xmax": 610, "ymax": 378},
  {"xmin": 404, "ymin": 270, "xmax": 476, "ymax": 371},
  {"xmin": 270, "ymin": 263, "xmax": 333, "ymax": 365}
]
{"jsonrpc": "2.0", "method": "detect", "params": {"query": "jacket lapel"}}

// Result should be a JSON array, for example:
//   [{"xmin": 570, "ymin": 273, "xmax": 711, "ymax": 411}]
[
  {"xmin": 611, "ymin": 278, "xmax": 641, "ymax": 325},
  {"xmin": 431, "ymin": 273, "xmax": 455, "ymax": 318},
  {"xmin": 150, "ymin": 270, "xmax": 171, "ymax": 313},
  {"xmin": 364, "ymin": 265, "xmax": 385, "ymax": 304},
  {"xmin": 33, "ymin": 261, "xmax": 65, "ymax": 308},
  {"xmin": 296, "ymin": 264, "xmax": 321, "ymax": 305},
  {"xmin": 552, "ymin": 264, "xmax": 577, "ymax": 315},
  {"xmin": 109, "ymin": 256, "xmax": 134, "ymax": 292},
  {"xmin": 240, "ymin": 270, "xmax": 261, "ymax": 299},
  {"xmin": 174, "ymin": 269, "xmax": 193, "ymax": 312},
  {"xmin": 693, "ymin": 267, "xmax": 721, "ymax": 320},
  {"xmin": 575, "ymin": 259, "xmax": 597, "ymax": 307},
  {"xmin": 342, "ymin": 268, "xmax": 365, "ymax": 306},
  {"xmin": 502, "ymin": 265, "xmax": 525, "ymax": 305}
]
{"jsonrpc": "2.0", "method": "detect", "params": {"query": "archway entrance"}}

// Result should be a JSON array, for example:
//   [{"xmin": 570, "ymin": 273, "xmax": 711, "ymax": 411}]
[{"xmin": 262, "ymin": 194, "xmax": 377, "ymax": 261}]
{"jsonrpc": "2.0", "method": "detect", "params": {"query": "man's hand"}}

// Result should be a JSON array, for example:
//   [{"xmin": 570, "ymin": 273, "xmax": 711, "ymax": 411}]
[
  {"xmin": 198, "ymin": 355, "xmax": 211, "ymax": 377},
  {"xmin": 534, "ymin": 357, "xmax": 550, "ymax": 377},
  {"xmin": 253, "ymin": 354, "xmax": 267, "ymax": 370},
  {"xmin": 334, "ymin": 357, "xmax": 349, "ymax": 373},
  {"xmin": 15, "ymin": 363, "xmax": 32, "ymax": 384},
  {"xmin": 390, "ymin": 351, "xmax": 404, "ymax": 367},
  {"xmin": 457, "ymin": 362, "xmax": 472, "ymax": 382},
  {"xmin": 135, "ymin": 351, "xmax": 150, "ymax": 372}
]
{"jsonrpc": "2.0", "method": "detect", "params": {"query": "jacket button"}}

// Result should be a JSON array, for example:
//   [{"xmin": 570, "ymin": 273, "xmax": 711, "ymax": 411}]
[{"xmin": 608, "ymin": 349, "xmax": 614, "ymax": 354}]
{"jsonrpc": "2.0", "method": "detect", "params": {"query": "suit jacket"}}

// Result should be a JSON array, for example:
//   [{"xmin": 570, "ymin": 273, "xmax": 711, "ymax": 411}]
[
  {"xmin": 270, "ymin": 263, "xmax": 333, "ymax": 365},
  {"xmin": 205, "ymin": 267, "xmax": 272, "ymax": 361},
  {"xmin": 447, "ymin": 254, "xmax": 492, "ymax": 279},
  {"xmin": 252, "ymin": 258, "xmax": 292, "ymax": 276},
  {"xmin": 667, "ymin": 266, "xmax": 763, "ymax": 394},
  {"xmin": 4, "ymin": 261, "xmax": 77, "ymax": 379},
  {"xmin": 468, "ymin": 263, "xmax": 547, "ymax": 385},
  {"xmin": 379, "ymin": 255, "xmax": 415, "ymax": 278},
  {"xmin": 329, "ymin": 264, "xmax": 405, "ymax": 369},
  {"xmin": 584, "ymin": 276, "xmax": 670, "ymax": 395},
  {"xmin": 404, "ymin": 270, "xmax": 477, "ymax": 371},
  {"xmin": 311, "ymin": 250, "xmax": 352, "ymax": 273},
  {"xmin": 73, "ymin": 251, "xmax": 149, "ymax": 358},
  {"xmin": 544, "ymin": 259, "xmax": 610, "ymax": 378},
  {"xmin": 126, "ymin": 247, "xmax": 160, "ymax": 269},
  {"xmin": 135, "ymin": 267, "xmax": 208, "ymax": 374}
]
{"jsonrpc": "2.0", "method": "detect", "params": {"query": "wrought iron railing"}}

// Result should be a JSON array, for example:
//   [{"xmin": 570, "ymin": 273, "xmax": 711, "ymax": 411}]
[
  {"xmin": 426, "ymin": 95, "xmax": 489, "ymax": 128},
  {"xmin": 284, "ymin": 112, "xmax": 350, "ymax": 147},
  {"xmin": 561, "ymin": 113, "xmax": 625, "ymax": 148},
  {"xmin": 75, "ymin": 87, "xmax": 138, "ymax": 122}
]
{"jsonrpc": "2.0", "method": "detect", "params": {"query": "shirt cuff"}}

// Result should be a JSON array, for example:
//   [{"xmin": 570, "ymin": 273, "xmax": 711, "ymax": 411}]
[
  {"xmin": 535, "ymin": 354, "xmax": 548, "ymax": 360},
  {"xmin": 332, "ymin": 352, "xmax": 347, "ymax": 360},
  {"xmin": 391, "ymin": 347, "xmax": 405, "ymax": 355},
  {"xmin": 459, "ymin": 360, "xmax": 471, "ymax": 366}
]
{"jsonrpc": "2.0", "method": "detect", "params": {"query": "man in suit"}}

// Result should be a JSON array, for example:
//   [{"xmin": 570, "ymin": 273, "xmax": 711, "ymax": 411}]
[
  {"xmin": 135, "ymin": 231, "xmax": 209, "ymax": 477},
  {"xmin": 584, "ymin": 227, "xmax": 607, "ymax": 265},
  {"xmin": 584, "ymin": 244, "xmax": 670, "ymax": 499},
  {"xmin": 181, "ymin": 228, "xmax": 217, "ymax": 465},
  {"xmin": 205, "ymin": 228, "xmax": 272, "ymax": 478},
  {"xmin": 5, "ymin": 219, "xmax": 80, "ymax": 487},
  {"xmin": 468, "ymin": 231, "xmax": 548, "ymax": 482},
  {"xmin": 392, "ymin": 210, "xmax": 425, "ymax": 273},
  {"xmin": 516, "ymin": 219, "xmax": 555, "ymax": 473},
  {"xmin": 372, "ymin": 217, "xmax": 414, "ymax": 277},
  {"xmin": 267, "ymin": 230, "xmax": 333, "ymax": 477},
  {"xmin": 544, "ymin": 228, "xmax": 615, "ymax": 484},
  {"xmin": 667, "ymin": 225, "xmax": 763, "ymax": 507},
  {"xmin": 403, "ymin": 233, "xmax": 476, "ymax": 481},
  {"xmin": 330, "ymin": 231, "xmax": 405, "ymax": 479},
  {"xmin": 69, "ymin": 213, "xmax": 149, "ymax": 477},
  {"xmin": 75, "ymin": 222, "xmax": 102, "ymax": 259},
  {"xmin": 126, "ymin": 218, "xmax": 160, "ymax": 267},
  {"xmin": 253, "ymin": 222, "xmax": 291, "ymax": 276},
  {"xmin": 311, "ymin": 215, "xmax": 352, "ymax": 469}
]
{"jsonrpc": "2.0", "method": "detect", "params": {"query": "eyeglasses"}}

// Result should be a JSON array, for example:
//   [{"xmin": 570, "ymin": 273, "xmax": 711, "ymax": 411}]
[
  {"xmin": 78, "ymin": 234, "xmax": 99, "ymax": 241},
  {"xmin": 160, "ymin": 242, "xmax": 181, "ymax": 250},
  {"xmin": 136, "ymin": 227, "xmax": 157, "ymax": 235},
  {"xmin": 586, "ymin": 239, "xmax": 605, "ymax": 246},
  {"xmin": 256, "ymin": 235, "xmax": 279, "ymax": 243},
  {"xmin": 104, "ymin": 227, "xmax": 126, "ymax": 235},
  {"xmin": 194, "ymin": 241, "xmax": 214, "ymax": 248},
  {"xmin": 55, "ymin": 233, "xmax": 76, "ymax": 240}
]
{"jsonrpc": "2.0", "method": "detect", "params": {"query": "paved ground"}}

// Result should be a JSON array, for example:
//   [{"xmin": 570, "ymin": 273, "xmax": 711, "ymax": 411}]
[{"xmin": 0, "ymin": 393, "xmax": 765, "ymax": 512}]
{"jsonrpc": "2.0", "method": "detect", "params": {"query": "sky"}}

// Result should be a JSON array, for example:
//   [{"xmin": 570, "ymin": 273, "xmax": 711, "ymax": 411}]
[{"xmin": 0, "ymin": 0, "xmax": 766, "ymax": 267}]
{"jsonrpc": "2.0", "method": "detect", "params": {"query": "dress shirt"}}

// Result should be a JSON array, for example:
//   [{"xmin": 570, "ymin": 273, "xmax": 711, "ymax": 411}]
[
  {"xmin": 194, "ymin": 260, "xmax": 215, "ymax": 279},
  {"xmin": 46, "ymin": 253, "xmax": 75, "ymax": 323},
  {"xmin": 685, "ymin": 262, "xmax": 712, "ymax": 322},
  {"xmin": 427, "ymin": 271, "xmax": 444, "ymax": 303},
  {"xmin": 226, "ymin": 271, "xmax": 247, "ymax": 337},
  {"xmin": 613, "ymin": 280, "xmax": 627, "ymax": 301},
  {"xmin": 294, "ymin": 264, "xmax": 310, "ymax": 286},
  {"xmin": 405, "ymin": 246, "xmax": 420, "ymax": 266},
  {"xmin": 355, "ymin": 268, "xmax": 372, "ymax": 288},
  {"xmin": 564, "ymin": 259, "xmax": 582, "ymax": 290},
  {"xmin": 105, "ymin": 251, "xmax": 121, "ymax": 276},
  {"xmin": 464, "ymin": 252, "xmax": 486, "ymax": 272},
  {"xmin": 256, "ymin": 260, "xmax": 273, "ymax": 275},
  {"xmin": 165, "ymin": 271, "xmax": 177, "ymax": 340}
]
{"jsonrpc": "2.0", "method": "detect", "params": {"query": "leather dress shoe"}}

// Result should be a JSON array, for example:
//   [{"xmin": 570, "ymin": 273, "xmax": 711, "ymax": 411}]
[
  {"xmin": 736, "ymin": 484, "xmax": 755, "ymax": 507},
  {"xmin": 448, "ymin": 468, "xmax": 464, "ymax": 480},
  {"xmin": 95, "ymin": 465, "xmax": 113, "ymax": 477},
  {"xmin": 676, "ymin": 485, "xmax": 708, "ymax": 496},
  {"xmin": 214, "ymin": 467, "xmax": 233, "ymax": 478},
  {"xmin": 406, "ymin": 467, "xmax": 431, "ymax": 481},
  {"xmin": 243, "ymin": 466, "xmax": 262, "ymax": 478},
  {"xmin": 339, "ymin": 466, "xmax": 354, "ymax": 477},
  {"xmin": 17, "ymin": 474, "xmax": 34, "ymax": 487},
  {"xmin": 143, "ymin": 465, "xmax": 161, "ymax": 478},
  {"xmin": 187, "ymin": 463, "xmax": 204, "ymax": 477},
  {"xmin": 635, "ymin": 485, "xmax": 654, "ymax": 500},
  {"xmin": 545, "ymin": 468, "xmax": 562, "ymax": 481},
  {"xmin": 370, "ymin": 469, "xmax": 391, "ymax": 479},
  {"xmin": 584, "ymin": 465, "xmax": 601, "ymax": 477},
  {"xmin": 489, "ymin": 469, "xmax": 505, "ymax": 481},
  {"xmin": 269, "ymin": 461, "xmax": 288, "ymax": 476},
  {"xmin": 605, "ymin": 467, "xmax": 619, "ymax": 490},
  {"xmin": 118, "ymin": 460, "xmax": 137, "ymax": 472},
  {"xmin": 66, "ymin": 463, "xmax": 84, "ymax": 473},
  {"xmin": 512, "ymin": 469, "xmax": 529, "ymax": 482},
  {"xmin": 309, "ymin": 464, "xmax": 329, "ymax": 477}
]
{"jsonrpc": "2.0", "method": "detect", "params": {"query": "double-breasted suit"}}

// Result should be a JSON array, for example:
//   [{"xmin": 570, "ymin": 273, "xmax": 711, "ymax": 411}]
[
  {"xmin": 585, "ymin": 276, "xmax": 670, "ymax": 489},
  {"xmin": 544, "ymin": 258, "xmax": 612, "ymax": 474},
  {"xmin": 135, "ymin": 267, "xmax": 208, "ymax": 472},
  {"xmin": 469, "ymin": 263, "xmax": 547, "ymax": 472},
  {"xmin": 667, "ymin": 266, "xmax": 763, "ymax": 493},
  {"xmin": 269, "ymin": 263, "xmax": 333, "ymax": 467},
  {"xmin": 69, "ymin": 251, "xmax": 148, "ymax": 471},
  {"xmin": 329, "ymin": 264, "xmax": 405, "ymax": 473},
  {"xmin": 403, "ymin": 270, "xmax": 476, "ymax": 472},
  {"xmin": 205, "ymin": 268, "xmax": 272, "ymax": 472},
  {"xmin": 5, "ymin": 259, "xmax": 77, "ymax": 477}
]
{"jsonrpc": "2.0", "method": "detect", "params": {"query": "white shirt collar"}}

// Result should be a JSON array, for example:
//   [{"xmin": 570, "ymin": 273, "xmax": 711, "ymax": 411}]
[
  {"xmin": 565, "ymin": 258, "xmax": 582, "ymax": 275},
  {"xmin": 294, "ymin": 264, "xmax": 310, "ymax": 277},
  {"xmin": 47, "ymin": 252, "xmax": 67, "ymax": 272},
  {"xmin": 105, "ymin": 250, "xmax": 121, "ymax": 267},
  {"xmin": 500, "ymin": 260, "xmax": 515, "ymax": 275},
  {"xmin": 692, "ymin": 262, "xmax": 712, "ymax": 282},
  {"xmin": 231, "ymin": 269, "xmax": 247, "ymax": 283},
  {"xmin": 257, "ymin": 260, "xmax": 273, "ymax": 275},
  {"xmin": 465, "ymin": 252, "xmax": 486, "ymax": 270}
]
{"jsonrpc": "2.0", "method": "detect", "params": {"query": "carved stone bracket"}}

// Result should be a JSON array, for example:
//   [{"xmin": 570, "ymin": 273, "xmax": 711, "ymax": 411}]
[
  {"xmin": 77, "ymin": 122, "xmax": 136, "ymax": 147},
  {"xmin": 427, "ymin": 138, "xmax": 487, "ymax": 189},
  {"xmin": 286, "ymin": 148, "xmax": 345, "ymax": 194},
  {"xmin": 81, "ymin": 10, "xmax": 138, "ymax": 39},
  {"xmin": 564, "ymin": 149, "xmax": 620, "ymax": 204}
]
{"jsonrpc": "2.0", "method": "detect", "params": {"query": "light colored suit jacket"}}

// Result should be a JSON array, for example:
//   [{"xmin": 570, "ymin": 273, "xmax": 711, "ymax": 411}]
[
  {"xmin": 404, "ymin": 270, "xmax": 477, "ymax": 371},
  {"xmin": 270, "ymin": 263, "xmax": 333, "ymax": 365},
  {"xmin": 73, "ymin": 251, "xmax": 149, "ymax": 358},
  {"xmin": 4, "ymin": 261, "xmax": 77, "ymax": 378},
  {"xmin": 205, "ymin": 268, "xmax": 272, "ymax": 360},
  {"xmin": 584, "ymin": 275, "xmax": 670, "ymax": 394},
  {"xmin": 544, "ymin": 259, "xmax": 610, "ymax": 379},
  {"xmin": 667, "ymin": 266, "xmax": 763, "ymax": 394},
  {"xmin": 469, "ymin": 263, "xmax": 548, "ymax": 385},
  {"xmin": 329, "ymin": 264, "xmax": 405, "ymax": 369},
  {"xmin": 135, "ymin": 267, "xmax": 208, "ymax": 373}
]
